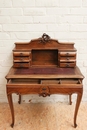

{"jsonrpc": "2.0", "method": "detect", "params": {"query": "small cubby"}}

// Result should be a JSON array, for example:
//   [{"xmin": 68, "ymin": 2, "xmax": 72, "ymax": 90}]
[{"xmin": 32, "ymin": 49, "xmax": 58, "ymax": 67}]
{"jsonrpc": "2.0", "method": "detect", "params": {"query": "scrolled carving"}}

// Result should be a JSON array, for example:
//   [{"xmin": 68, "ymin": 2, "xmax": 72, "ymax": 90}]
[{"xmin": 40, "ymin": 33, "xmax": 50, "ymax": 43}]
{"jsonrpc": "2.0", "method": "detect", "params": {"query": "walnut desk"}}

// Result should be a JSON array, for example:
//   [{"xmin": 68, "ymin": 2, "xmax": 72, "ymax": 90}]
[{"xmin": 5, "ymin": 34, "xmax": 84, "ymax": 128}]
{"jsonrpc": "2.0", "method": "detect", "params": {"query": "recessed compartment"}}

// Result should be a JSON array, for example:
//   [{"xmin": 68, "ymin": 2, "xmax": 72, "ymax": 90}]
[{"xmin": 32, "ymin": 50, "xmax": 58, "ymax": 66}]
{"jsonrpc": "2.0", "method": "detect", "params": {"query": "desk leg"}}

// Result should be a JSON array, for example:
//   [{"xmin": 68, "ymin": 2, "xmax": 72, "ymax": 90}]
[
  {"xmin": 18, "ymin": 95, "xmax": 21, "ymax": 104},
  {"xmin": 7, "ymin": 94, "xmax": 14, "ymax": 128},
  {"xmin": 74, "ymin": 92, "xmax": 82, "ymax": 128},
  {"xmin": 69, "ymin": 94, "xmax": 72, "ymax": 105}
]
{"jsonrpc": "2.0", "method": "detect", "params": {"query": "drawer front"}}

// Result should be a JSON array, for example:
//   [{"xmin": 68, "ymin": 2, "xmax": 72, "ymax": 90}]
[
  {"xmin": 59, "ymin": 60, "xmax": 76, "ymax": 63},
  {"xmin": 13, "ymin": 51, "xmax": 31, "ymax": 56},
  {"xmin": 14, "ymin": 57, "xmax": 30, "ymax": 62},
  {"xmin": 13, "ymin": 63, "xmax": 30, "ymax": 68},
  {"xmin": 59, "ymin": 62, "xmax": 76, "ymax": 67},
  {"xmin": 59, "ymin": 52, "xmax": 76, "ymax": 57},
  {"xmin": 59, "ymin": 57, "xmax": 75, "ymax": 61}
]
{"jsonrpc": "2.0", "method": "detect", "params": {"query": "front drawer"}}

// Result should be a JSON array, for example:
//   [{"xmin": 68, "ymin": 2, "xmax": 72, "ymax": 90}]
[
  {"xmin": 7, "ymin": 79, "xmax": 82, "ymax": 95},
  {"xmin": 13, "ymin": 63, "xmax": 30, "ymax": 68},
  {"xmin": 59, "ymin": 62, "xmax": 76, "ymax": 67},
  {"xmin": 14, "ymin": 57, "xmax": 30, "ymax": 62},
  {"xmin": 59, "ymin": 52, "xmax": 76, "ymax": 57},
  {"xmin": 13, "ymin": 52, "xmax": 31, "ymax": 56}
]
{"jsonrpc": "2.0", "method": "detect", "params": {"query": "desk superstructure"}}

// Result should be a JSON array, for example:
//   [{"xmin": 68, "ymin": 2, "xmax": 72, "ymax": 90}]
[{"xmin": 5, "ymin": 34, "xmax": 84, "ymax": 127}]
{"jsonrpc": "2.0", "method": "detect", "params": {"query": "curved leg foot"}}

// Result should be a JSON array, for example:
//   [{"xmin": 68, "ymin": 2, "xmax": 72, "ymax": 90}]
[
  {"xmin": 74, "ymin": 123, "xmax": 77, "ymax": 128},
  {"xmin": 11, "ymin": 123, "xmax": 14, "ymax": 128}
]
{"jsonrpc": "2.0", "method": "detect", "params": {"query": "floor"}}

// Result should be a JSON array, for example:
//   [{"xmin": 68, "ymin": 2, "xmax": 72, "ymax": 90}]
[{"xmin": 0, "ymin": 102, "xmax": 87, "ymax": 130}]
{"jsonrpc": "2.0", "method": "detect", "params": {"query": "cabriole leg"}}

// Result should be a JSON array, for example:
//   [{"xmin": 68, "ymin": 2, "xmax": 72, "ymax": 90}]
[
  {"xmin": 69, "ymin": 94, "xmax": 72, "ymax": 105},
  {"xmin": 74, "ymin": 91, "xmax": 83, "ymax": 128},
  {"xmin": 7, "ymin": 94, "xmax": 14, "ymax": 127}
]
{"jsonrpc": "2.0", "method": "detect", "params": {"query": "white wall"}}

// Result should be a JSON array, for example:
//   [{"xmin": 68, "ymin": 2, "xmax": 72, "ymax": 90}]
[{"xmin": 0, "ymin": 0, "xmax": 87, "ymax": 103}]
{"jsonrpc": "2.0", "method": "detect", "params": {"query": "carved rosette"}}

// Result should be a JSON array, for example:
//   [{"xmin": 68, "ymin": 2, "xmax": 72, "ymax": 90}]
[{"xmin": 39, "ymin": 86, "xmax": 50, "ymax": 97}]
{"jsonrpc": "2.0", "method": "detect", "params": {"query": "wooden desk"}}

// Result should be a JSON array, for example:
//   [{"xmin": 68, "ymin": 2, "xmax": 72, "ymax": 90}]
[{"xmin": 5, "ymin": 34, "xmax": 84, "ymax": 127}]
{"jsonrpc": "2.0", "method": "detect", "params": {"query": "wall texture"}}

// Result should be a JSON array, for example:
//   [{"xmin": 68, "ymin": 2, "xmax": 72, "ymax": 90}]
[{"xmin": 0, "ymin": 0, "xmax": 87, "ymax": 103}]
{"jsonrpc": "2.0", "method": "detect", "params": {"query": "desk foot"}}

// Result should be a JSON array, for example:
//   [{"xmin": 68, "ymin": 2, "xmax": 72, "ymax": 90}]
[
  {"xmin": 74, "ymin": 123, "xmax": 77, "ymax": 128},
  {"xmin": 11, "ymin": 123, "xmax": 14, "ymax": 128}
]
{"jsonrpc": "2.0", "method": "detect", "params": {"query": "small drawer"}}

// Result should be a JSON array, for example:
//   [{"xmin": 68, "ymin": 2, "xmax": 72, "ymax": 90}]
[
  {"xmin": 59, "ymin": 60, "xmax": 76, "ymax": 63},
  {"xmin": 13, "ymin": 51, "xmax": 31, "ymax": 56},
  {"xmin": 59, "ymin": 57, "xmax": 75, "ymax": 61},
  {"xmin": 59, "ymin": 52, "xmax": 76, "ymax": 57},
  {"xmin": 14, "ymin": 57, "xmax": 30, "ymax": 62},
  {"xmin": 59, "ymin": 62, "xmax": 76, "ymax": 67},
  {"xmin": 13, "ymin": 63, "xmax": 30, "ymax": 68}
]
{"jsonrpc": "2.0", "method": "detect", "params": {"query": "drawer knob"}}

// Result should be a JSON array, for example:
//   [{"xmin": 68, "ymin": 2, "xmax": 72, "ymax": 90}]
[
  {"xmin": 20, "ymin": 53, "xmax": 23, "ymax": 56},
  {"xmin": 66, "ymin": 53, "xmax": 69, "ymax": 56},
  {"xmin": 21, "ymin": 58, "xmax": 23, "ymax": 61},
  {"xmin": 67, "ymin": 57, "xmax": 69, "ymax": 60},
  {"xmin": 66, "ymin": 63, "xmax": 70, "ymax": 67},
  {"xmin": 20, "ymin": 64, "xmax": 23, "ymax": 67},
  {"xmin": 42, "ymin": 88, "xmax": 46, "ymax": 91}
]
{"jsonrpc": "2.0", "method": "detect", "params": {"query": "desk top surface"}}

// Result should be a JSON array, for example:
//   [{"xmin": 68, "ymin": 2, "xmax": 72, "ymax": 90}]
[{"xmin": 5, "ymin": 66, "xmax": 84, "ymax": 79}]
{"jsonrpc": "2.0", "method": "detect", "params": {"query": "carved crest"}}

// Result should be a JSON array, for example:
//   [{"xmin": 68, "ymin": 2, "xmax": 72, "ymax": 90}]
[{"xmin": 40, "ymin": 33, "xmax": 50, "ymax": 43}]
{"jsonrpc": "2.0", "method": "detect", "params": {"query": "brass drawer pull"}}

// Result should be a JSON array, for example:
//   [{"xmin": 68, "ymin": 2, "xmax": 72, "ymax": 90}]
[
  {"xmin": 67, "ymin": 57, "xmax": 69, "ymax": 60},
  {"xmin": 66, "ymin": 64, "xmax": 70, "ymax": 67},
  {"xmin": 20, "ymin": 58, "xmax": 23, "ymax": 61},
  {"xmin": 42, "ymin": 88, "xmax": 46, "ymax": 91},
  {"xmin": 20, "ymin": 53, "xmax": 23, "ymax": 56},
  {"xmin": 77, "ymin": 79, "xmax": 81, "ymax": 84},
  {"xmin": 66, "ymin": 53, "xmax": 69, "ymax": 56},
  {"xmin": 20, "ymin": 64, "xmax": 23, "ymax": 67}
]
